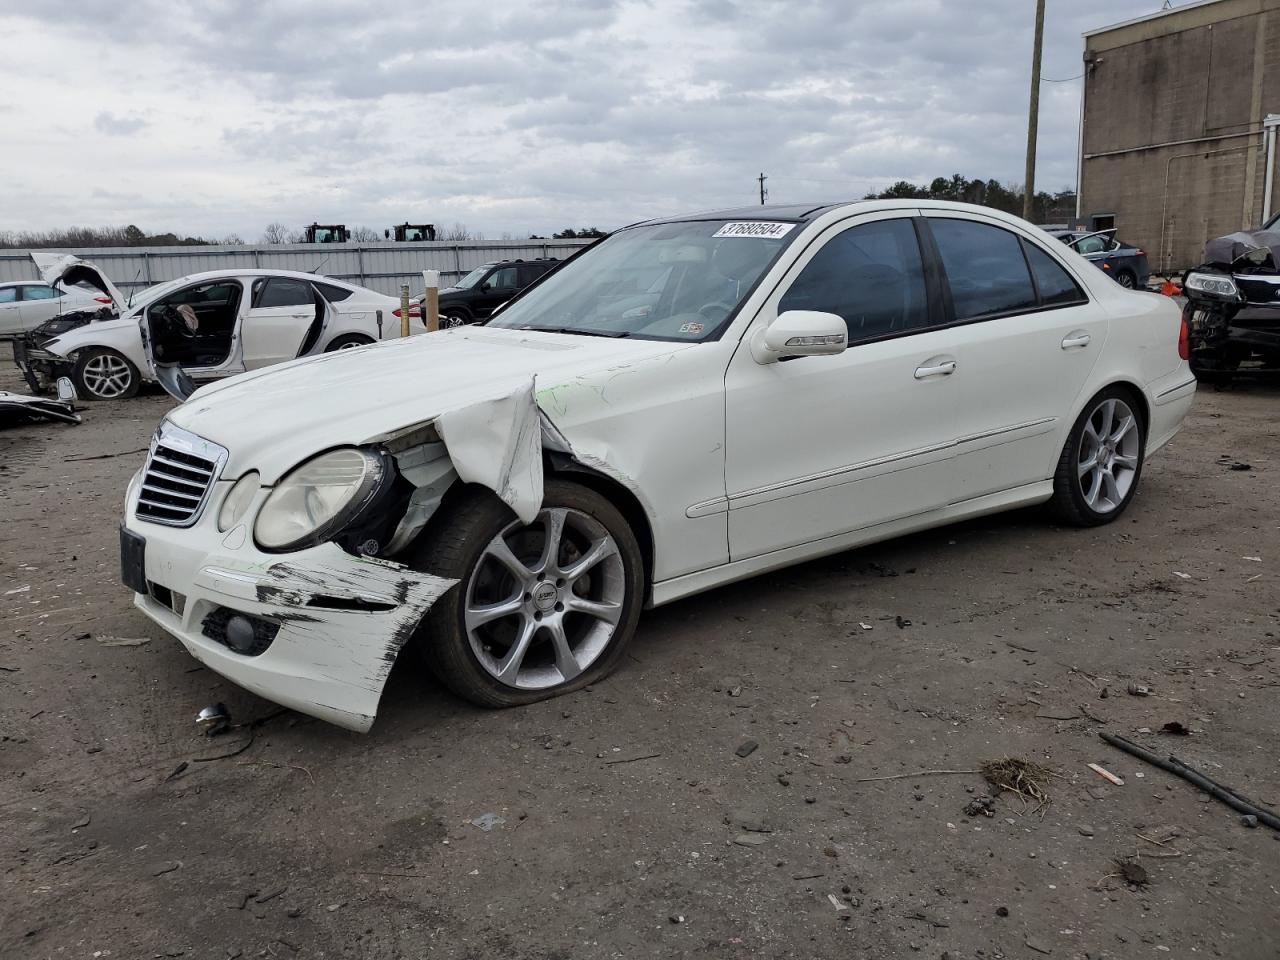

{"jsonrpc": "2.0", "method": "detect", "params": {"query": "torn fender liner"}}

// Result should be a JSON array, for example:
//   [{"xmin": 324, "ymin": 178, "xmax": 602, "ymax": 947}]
[
  {"xmin": 189, "ymin": 547, "xmax": 456, "ymax": 732},
  {"xmin": 434, "ymin": 377, "xmax": 544, "ymax": 523}
]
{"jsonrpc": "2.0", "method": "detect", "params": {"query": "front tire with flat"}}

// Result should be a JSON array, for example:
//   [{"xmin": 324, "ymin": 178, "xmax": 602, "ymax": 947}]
[
  {"xmin": 411, "ymin": 479, "xmax": 644, "ymax": 707},
  {"xmin": 1050, "ymin": 386, "xmax": 1146, "ymax": 526}
]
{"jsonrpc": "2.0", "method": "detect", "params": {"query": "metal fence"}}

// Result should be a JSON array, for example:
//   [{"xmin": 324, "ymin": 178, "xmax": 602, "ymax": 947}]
[{"xmin": 0, "ymin": 239, "xmax": 592, "ymax": 297}]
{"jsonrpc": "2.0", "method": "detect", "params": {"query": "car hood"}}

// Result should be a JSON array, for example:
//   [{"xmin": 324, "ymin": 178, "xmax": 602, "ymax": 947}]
[
  {"xmin": 1203, "ymin": 229, "xmax": 1280, "ymax": 272},
  {"xmin": 42, "ymin": 313, "xmax": 140, "ymax": 356},
  {"xmin": 166, "ymin": 327, "xmax": 694, "ymax": 481},
  {"xmin": 31, "ymin": 253, "xmax": 127, "ymax": 309}
]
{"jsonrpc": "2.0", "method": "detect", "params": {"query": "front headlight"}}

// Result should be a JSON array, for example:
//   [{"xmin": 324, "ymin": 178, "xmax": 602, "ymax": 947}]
[
  {"xmin": 218, "ymin": 471, "xmax": 260, "ymax": 532},
  {"xmin": 1184, "ymin": 272, "xmax": 1240, "ymax": 300},
  {"xmin": 254, "ymin": 449, "xmax": 386, "ymax": 552}
]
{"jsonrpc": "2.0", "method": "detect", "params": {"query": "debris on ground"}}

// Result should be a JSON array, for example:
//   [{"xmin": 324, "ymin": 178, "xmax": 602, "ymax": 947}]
[
  {"xmin": 96, "ymin": 635, "xmax": 151, "ymax": 647},
  {"xmin": 981, "ymin": 757, "xmax": 1054, "ymax": 812},
  {"xmin": 1114, "ymin": 857, "xmax": 1149, "ymax": 888},
  {"xmin": 1159, "ymin": 722, "xmax": 1191, "ymax": 736},
  {"xmin": 963, "ymin": 795, "xmax": 996, "ymax": 818},
  {"xmin": 471, "ymin": 813, "xmax": 506, "ymax": 832},
  {"xmin": 734, "ymin": 739, "xmax": 759, "ymax": 758},
  {"xmin": 1087, "ymin": 763, "xmax": 1125, "ymax": 786},
  {"xmin": 1100, "ymin": 732, "xmax": 1280, "ymax": 831},
  {"xmin": 0, "ymin": 391, "xmax": 80, "ymax": 427},
  {"xmin": 195, "ymin": 703, "xmax": 231, "ymax": 737},
  {"xmin": 1126, "ymin": 682, "xmax": 1154, "ymax": 697},
  {"xmin": 895, "ymin": 616, "xmax": 912, "ymax": 629}
]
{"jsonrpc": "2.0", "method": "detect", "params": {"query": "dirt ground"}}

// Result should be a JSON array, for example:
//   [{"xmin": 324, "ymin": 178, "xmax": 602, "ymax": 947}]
[{"xmin": 2, "ymin": 362, "xmax": 1278, "ymax": 960}]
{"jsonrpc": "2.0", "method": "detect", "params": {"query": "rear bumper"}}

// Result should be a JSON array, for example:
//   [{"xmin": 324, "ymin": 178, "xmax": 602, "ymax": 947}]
[
  {"xmin": 123, "ymin": 496, "xmax": 455, "ymax": 732},
  {"xmin": 1147, "ymin": 372, "xmax": 1196, "ymax": 456}
]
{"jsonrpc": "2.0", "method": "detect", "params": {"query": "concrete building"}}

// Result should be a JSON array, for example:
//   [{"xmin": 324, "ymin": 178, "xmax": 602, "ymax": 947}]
[{"xmin": 1078, "ymin": 0, "xmax": 1280, "ymax": 273}]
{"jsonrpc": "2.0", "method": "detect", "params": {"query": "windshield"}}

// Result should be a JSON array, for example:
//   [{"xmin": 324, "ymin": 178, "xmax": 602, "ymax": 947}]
[
  {"xmin": 453, "ymin": 266, "xmax": 490, "ymax": 290},
  {"xmin": 486, "ymin": 219, "xmax": 797, "ymax": 341},
  {"xmin": 120, "ymin": 277, "xmax": 194, "ymax": 316}
]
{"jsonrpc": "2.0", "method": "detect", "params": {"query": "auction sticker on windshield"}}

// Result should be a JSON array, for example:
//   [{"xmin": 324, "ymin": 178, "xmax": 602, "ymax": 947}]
[{"xmin": 712, "ymin": 222, "xmax": 797, "ymax": 239}]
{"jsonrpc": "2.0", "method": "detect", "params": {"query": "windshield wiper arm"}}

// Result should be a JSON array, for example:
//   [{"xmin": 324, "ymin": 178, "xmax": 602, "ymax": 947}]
[{"xmin": 521, "ymin": 325, "xmax": 631, "ymax": 338}]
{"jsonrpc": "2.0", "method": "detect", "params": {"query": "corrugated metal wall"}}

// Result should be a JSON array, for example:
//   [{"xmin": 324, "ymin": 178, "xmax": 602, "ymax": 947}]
[{"xmin": 0, "ymin": 240, "xmax": 592, "ymax": 297}]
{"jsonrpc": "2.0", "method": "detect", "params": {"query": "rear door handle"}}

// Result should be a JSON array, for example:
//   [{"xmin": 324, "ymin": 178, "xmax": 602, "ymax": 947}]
[
  {"xmin": 914, "ymin": 360, "xmax": 956, "ymax": 379},
  {"xmin": 1061, "ymin": 332, "xmax": 1091, "ymax": 349}
]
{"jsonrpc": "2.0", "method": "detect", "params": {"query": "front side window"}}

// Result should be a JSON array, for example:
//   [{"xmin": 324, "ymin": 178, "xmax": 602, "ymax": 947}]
[
  {"xmin": 1073, "ymin": 234, "xmax": 1111, "ymax": 255},
  {"xmin": 487, "ymin": 266, "xmax": 518, "ymax": 289},
  {"xmin": 780, "ymin": 218, "xmax": 929, "ymax": 342},
  {"xmin": 488, "ymin": 219, "xmax": 797, "ymax": 341},
  {"xmin": 929, "ymin": 219, "xmax": 1037, "ymax": 321},
  {"xmin": 255, "ymin": 277, "xmax": 313, "ymax": 308},
  {"xmin": 23, "ymin": 285, "xmax": 58, "ymax": 301}
]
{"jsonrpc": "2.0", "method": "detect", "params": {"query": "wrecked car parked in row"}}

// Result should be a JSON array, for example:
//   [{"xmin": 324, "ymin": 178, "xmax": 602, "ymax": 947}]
[
  {"xmin": 119, "ymin": 200, "xmax": 1195, "ymax": 732},
  {"xmin": 1183, "ymin": 213, "xmax": 1280, "ymax": 382},
  {"xmin": 14, "ymin": 255, "xmax": 424, "ymax": 400}
]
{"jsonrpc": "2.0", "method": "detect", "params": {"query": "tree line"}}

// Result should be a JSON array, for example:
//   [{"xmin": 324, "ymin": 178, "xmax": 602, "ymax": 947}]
[{"xmin": 864, "ymin": 175, "xmax": 1078, "ymax": 224}]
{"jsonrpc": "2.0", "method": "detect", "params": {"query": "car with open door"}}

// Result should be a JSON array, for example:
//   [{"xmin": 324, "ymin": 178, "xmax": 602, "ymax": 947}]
[
  {"xmin": 117, "ymin": 201, "xmax": 1194, "ymax": 733},
  {"xmin": 1046, "ymin": 228, "xmax": 1150, "ymax": 289},
  {"xmin": 13, "ymin": 258, "xmax": 423, "ymax": 400}
]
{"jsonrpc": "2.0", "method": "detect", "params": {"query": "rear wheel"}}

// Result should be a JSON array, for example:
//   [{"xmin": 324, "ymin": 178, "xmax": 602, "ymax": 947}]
[
  {"xmin": 440, "ymin": 309, "xmax": 470, "ymax": 329},
  {"xmin": 1050, "ymin": 387, "xmax": 1146, "ymax": 526},
  {"xmin": 72, "ymin": 348, "xmax": 140, "ymax": 400},
  {"xmin": 324, "ymin": 333, "xmax": 375, "ymax": 351},
  {"xmin": 410, "ymin": 479, "xmax": 644, "ymax": 707},
  {"xmin": 1114, "ymin": 270, "xmax": 1137, "ymax": 289}
]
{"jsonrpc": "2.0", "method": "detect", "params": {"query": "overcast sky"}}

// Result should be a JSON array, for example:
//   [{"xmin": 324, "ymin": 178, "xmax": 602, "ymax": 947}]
[{"xmin": 0, "ymin": 0, "xmax": 1168, "ymax": 240}]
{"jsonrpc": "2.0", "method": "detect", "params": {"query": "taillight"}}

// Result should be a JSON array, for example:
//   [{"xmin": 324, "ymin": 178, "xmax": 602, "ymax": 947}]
[
  {"xmin": 392, "ymin": 306, "xmax": 422, "ymax": 319},
  {"xmin": 1135, "ymin": 249, "xmax": 1146, "ymax": 258},
  {"xmin": 94, "ymin": 296, "xmax": 112, "ymax": 304},
  {"xmin": 1178, "ymin": 312, "xmax": 1191, "ymax": 361}
]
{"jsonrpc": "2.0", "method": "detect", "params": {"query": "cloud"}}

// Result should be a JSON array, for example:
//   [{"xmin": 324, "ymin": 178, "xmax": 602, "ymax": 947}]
[
  {"xmin": 1, "ymin": 0, "xmax": 1159, "ymax": 238},
  {"xmin": 93, "ymin": 111, "xmax": 149, "ymax": 135}
]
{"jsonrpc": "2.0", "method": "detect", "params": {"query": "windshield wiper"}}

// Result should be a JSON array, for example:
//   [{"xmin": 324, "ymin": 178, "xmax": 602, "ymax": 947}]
[{"xmin": 520, "ymin": 325, "xmax": 631, "ymax": 338}]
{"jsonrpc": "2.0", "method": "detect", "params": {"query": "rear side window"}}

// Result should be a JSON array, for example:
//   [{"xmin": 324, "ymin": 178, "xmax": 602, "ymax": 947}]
[
  {"xmin": 24, "ymin": 285, "xmax": 59, "ymax": 300},
  {"xmin": 780, "ymin": 218, "xmax": 929, "ymax": 342},
  {"xmin": 255, "ymin": 277, "xmax": 313, "ymax": 308},
  {"xmin": 517, "ymin": 263, "xmax": 552, "ymax": 286},
  {"xmin": 314, "ymin": 281, "xmax": 354, "ymax": 303},
  {"xmin": 0, "ymin": 288, "xmax": 16, "ymax": 303},
  {"xmin": 1023, "ymin": 242, "xmax": 1087, "ymax": 307},
  {"xmin": 929, "ymin": 219, "xmax": 1037, "ymax": 321}
]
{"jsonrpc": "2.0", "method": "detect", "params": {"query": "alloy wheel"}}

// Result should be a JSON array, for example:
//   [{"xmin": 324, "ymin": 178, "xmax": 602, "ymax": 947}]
[
  {"xmin": 464, "ymin": 507, "xmax": 625, "ymax": 690},
  {"xmin": 1076, "ymin": 397, "xmax": 1140, "ymax": 514},
  {"xmin": 82, "ymin": 354, "xmax": 133, "ymax": 398}
]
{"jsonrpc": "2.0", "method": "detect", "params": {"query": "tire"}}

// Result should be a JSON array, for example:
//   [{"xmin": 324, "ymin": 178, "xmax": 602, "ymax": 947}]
[
  {"xmin": 440, "ymin": 309, "xmax": 471, "ymax": 329},
  {"xmin": 410, "ymin": 478, "xmax": 645, "ymax": 707},
  {"xmin": 324, "ymin": 333, "xmax": 375, "ymax": 352},
  {"xmin": 72, "ymin": 348, "xmax": 140, "ymax": 400},
  {"xmin": 1114, "ymin": 270, "xmax": 1136, "ymax": 289},
  {"xmin": 1049, "ymin": 386, "xmax": 1146, "ymax": 527}
]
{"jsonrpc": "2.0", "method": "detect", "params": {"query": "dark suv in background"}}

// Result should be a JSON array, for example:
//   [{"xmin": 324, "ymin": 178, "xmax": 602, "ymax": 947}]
[{"xmin": 435, "ymin": 258, "xmax": 559, "ymax": 326}]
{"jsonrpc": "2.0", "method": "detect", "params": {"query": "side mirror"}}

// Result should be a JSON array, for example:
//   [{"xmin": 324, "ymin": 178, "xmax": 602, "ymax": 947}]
[
  {"xmin": 480, "ymin": 282, "xmax": 492, "ymax": 292},
  {"xmin": 750, "ymin": 310, "xmax": 847, "ymax": 364}
]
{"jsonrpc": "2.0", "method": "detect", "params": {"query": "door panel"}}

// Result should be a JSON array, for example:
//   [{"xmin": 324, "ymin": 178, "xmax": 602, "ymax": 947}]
[
  {"xmin": 242, "ymin": 277, "xmax": 317, "ymax": 369},
  {"xmin": 476, "ymin": 265, "xmax": 518, "ymax": 317},
  {"xmin": 0, "ymin": 288, "xmax": 21, "ymax": 335},
  {"xmin": 724, "ymin": 213, "xmax": 961, "ymax": 562},
  {"xmin": 923, "ymin": 214, "xmax": 1109, "ymax": 500},
  {"xmin": 18, "ymin": 285, "xmax": 62, "ymax": 331}
]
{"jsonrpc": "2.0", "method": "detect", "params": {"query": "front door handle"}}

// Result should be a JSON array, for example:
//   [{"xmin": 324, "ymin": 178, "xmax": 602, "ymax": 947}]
[
  {"xmin": 914, "ymin": 360, "xmax": 957, "ymax": 379},
  {"xmin": 1061, "ymin": 332, "xmax": 1091, "ymax": 349}
]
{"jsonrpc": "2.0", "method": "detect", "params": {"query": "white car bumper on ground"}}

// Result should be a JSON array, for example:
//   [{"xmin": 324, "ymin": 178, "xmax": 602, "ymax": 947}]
[{"xmin": 122, "ymin": 471, "xmax": 455, "ymax": 732}]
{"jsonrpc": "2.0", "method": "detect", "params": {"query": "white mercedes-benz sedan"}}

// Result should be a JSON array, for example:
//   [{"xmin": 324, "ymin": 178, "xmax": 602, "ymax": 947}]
[{"xmin": 119, "ymin": 200, "xmax": 1196, "ymax": 731}]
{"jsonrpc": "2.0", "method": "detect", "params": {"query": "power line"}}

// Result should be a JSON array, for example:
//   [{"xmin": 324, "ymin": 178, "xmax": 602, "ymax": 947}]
[{"xmin": 1041, "ymin": 72, "xmax": 1084, "ymax": 82}]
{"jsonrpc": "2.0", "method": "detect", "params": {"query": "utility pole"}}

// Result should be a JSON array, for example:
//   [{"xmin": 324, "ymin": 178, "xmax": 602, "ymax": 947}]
[
  {"xmin": 1023, "ymin": 0, "xmax": 1046, "ymax": 221},
  {"xmin": 758, "ymin": 172, "xmax": 768, "ymax": 205}
]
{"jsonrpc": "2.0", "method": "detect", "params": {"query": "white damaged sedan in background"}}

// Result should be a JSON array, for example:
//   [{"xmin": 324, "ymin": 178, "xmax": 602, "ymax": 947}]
[{"xmin": 120, "ymin": 200, "xmax": 1196, "ymax": 732}]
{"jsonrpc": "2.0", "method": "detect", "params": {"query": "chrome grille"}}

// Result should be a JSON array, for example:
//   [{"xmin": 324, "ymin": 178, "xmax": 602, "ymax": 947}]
[{"xmin": 134, "ymin": 425, "xmax": 227, "ymax": 527}]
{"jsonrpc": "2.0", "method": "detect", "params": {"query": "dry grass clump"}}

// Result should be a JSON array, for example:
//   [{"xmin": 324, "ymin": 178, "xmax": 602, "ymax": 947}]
[{"xmin": 981, "ymin": 757, "xmax": 1055, "ymax": 814}]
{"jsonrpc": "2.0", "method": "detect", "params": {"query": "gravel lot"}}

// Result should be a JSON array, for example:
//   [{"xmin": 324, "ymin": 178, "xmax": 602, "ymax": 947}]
[{"xmin": 2, "ymin": 363, "xmax": 1278, "ymax": 960}]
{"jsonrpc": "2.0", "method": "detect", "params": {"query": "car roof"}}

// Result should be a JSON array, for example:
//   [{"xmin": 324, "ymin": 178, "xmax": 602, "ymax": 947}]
[
  {"xmin": 158, "ymin": 269, "xmax": 362, "ymax": 288},
  {"xmin": 637, "ymin": 201, "xmax": 855, "ymax": 227}
]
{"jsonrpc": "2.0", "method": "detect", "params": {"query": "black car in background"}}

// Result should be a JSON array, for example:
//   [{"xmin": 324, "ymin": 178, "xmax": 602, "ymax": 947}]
[
  {"xmin": 435, "ymin": 258, "xmax": 559, "ymax": 326},
  {"xmin": 1046, "ymin": 229, "xmax": 1151, "ymax": 289}
]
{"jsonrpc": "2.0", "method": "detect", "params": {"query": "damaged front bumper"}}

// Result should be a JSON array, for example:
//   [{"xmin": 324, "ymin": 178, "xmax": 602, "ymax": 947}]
[
  {"xmin": 122, "ymin": 490, "xmax": 455, "ymax": 732},
  {"xmin": 12, "ymin": 338, "xmax": 70, "ymax": 394}
]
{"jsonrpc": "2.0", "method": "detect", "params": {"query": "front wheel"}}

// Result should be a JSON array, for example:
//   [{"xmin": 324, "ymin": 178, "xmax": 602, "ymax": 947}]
[
  {"xmin": 411, "ymin": 479, "xmax": 644, "ymax": 707},
  {"xmin": 1049, "ymin": 387, "xmax": 1146, "ymax": 526},
  {"xmin": 72, "ymin": 348, "xmax": 140, "ymax": 400}
]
